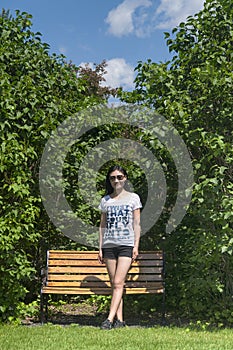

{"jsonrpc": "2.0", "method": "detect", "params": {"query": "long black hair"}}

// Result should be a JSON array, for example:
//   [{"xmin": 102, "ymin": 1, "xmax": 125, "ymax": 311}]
[{"xmin": 105, "ymin": 165, "xmax": 128, "ymax": 195}]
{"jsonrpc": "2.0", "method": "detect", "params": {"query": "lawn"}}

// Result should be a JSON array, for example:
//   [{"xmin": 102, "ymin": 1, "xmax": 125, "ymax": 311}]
[{"xmin": 0, "ymin": 324, "xmax": 233, "ymax": 350}]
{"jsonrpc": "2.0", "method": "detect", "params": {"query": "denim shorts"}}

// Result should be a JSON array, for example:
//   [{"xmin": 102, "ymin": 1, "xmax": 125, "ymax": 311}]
[{"xmin": 102, "ymin": 245, "xmax": 133, "ymax": 259}]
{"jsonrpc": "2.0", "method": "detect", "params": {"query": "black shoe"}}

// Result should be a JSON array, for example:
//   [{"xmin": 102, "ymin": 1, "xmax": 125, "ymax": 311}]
[
  {"xmin": 101, "ymin": 319, "xmax": 113, "ymax": 330},
  {"xmin": 114, "ymin": 319, "xmax": 126, "ymax": 328}
]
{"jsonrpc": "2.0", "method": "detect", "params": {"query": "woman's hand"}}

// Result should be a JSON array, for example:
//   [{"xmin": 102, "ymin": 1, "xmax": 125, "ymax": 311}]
[
  {"xmin": 98, "ymin": 249, "xmax": 104, "ymax": 264},
  {"xmin": 132, "ymin": 246, "xmax": 138, "ymax": 262}
]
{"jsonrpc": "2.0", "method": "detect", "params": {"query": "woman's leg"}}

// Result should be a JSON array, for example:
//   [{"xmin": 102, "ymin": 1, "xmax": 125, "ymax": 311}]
[
  {"xmin": 116, "ymin": 297, "xmax": 123, "ymax": 321},
  {"xmin": 105, "ymin": 258, "xmax": 117, "ymax": 316},
  {"xmin": 105, "ymin": 258, "xmax": 123, "ymax": 321},
  {"xmin": 106, "ymin": 256, "xmax": 132, "ymax": 323}
]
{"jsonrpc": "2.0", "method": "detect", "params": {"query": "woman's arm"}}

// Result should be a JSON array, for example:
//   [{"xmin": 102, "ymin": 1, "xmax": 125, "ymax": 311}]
[
  {"xmin": 98, "ymin": 212, "xmax": 106, "ymax": 264},
  {"xmin": 132, "ymin": 208, "xmax": 141, "ymax": 261}
]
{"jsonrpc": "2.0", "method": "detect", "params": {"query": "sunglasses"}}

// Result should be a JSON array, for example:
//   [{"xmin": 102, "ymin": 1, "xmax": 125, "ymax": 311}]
[{"xmin": 109, "ymin": 175, "xmax": 125, "ymax": 181}]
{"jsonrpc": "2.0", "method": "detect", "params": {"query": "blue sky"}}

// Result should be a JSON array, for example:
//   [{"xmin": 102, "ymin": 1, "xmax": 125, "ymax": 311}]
[{"xmin": 2, "ymin": 0, "xmax": 204, "ymax": 90}]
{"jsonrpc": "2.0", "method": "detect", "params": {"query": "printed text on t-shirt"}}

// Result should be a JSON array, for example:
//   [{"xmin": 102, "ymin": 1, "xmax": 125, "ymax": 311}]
[{"xmin": 105, "ymin": 205, "xmax": 131, "ymax": 239}]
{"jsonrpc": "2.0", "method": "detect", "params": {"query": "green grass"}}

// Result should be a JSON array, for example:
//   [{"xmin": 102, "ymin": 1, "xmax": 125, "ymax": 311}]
[{"xmin": 0, "ymin": 325, "xmax": 233, "ymax": 350}]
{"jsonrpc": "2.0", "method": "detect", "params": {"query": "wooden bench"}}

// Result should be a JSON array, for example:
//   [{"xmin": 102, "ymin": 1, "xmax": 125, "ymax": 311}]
[{"xmin": 40, "ymin": 250, "xmax": 165, "ymax": 324}]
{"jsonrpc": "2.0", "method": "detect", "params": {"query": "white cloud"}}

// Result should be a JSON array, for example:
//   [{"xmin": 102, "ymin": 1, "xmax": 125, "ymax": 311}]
[
  {"xmin": 106, "ymin": 0, "xmax": 205, "ymax": 36},
  {"xmin": 103, "ymin": 58, "xmax": 135, "ymax": 89},
  {"xmin": 154, "ymin": 0, "xmax": 205, "ymax": 29},
  {"xmin": 79, "ymin": 59, "xmax": 135, "ymax": 90},
  {"xmin": 105, "ymin": 0, "xmax": 152, "ymax": 37}
]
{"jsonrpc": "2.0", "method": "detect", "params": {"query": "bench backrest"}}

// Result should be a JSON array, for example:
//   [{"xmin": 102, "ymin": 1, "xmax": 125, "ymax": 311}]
[{"xmin": 45, "ymin": 250, "xmax": 164, "ymax": 294}]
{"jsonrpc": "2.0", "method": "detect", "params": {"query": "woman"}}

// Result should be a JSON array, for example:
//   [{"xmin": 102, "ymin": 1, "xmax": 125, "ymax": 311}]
[{"xmin": 98, "ymin": 165, "xmax": 142, "ymax": 329}]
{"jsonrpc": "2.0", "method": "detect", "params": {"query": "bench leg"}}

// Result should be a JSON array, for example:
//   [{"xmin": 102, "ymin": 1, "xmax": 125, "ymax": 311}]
[
  {"xmin": 45, "ymin": 295, "xmax": 48, "ymax": 322},
  {"xmin": 161, "ymin": 291, "xmax": 166, "ymax": 326},
  {"xmin": 40, "ymin": 293, "xmax": 44, "ymax": 324},
  {"xmin": 40, "ymin": 294, "xmax": 48, "ymax": 324}
]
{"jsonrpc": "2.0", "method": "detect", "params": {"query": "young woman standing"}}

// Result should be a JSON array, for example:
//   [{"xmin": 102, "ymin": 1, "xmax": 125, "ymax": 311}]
[{"xmin": 98, "ymin": 165, "xmax": 142, "ymax": 329}]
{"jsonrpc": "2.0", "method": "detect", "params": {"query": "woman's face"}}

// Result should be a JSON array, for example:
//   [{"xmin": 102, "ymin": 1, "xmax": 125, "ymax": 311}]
[{"xmin": 109, "ymin": 170, "xmax": 126, "ymax": 191}]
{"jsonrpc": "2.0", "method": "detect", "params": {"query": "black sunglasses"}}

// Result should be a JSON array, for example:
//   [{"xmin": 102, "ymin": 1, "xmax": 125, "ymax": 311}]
[{"xmin": 109, "ymin": 175, "xmax": 125, "ymax": 181}]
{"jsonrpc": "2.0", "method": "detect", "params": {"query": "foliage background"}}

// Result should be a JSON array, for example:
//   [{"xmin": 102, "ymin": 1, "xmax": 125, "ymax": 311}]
[
  {"xmin": 0, "ymin": 0, "xmax": 232, "ymax": 324},
  {"xmin": 120, "ymin": 0, "xmax": 233, "ymax": 324},
  {"xmin": 0, "ymin": 9, "xmax": 115, "ymax": 321}
]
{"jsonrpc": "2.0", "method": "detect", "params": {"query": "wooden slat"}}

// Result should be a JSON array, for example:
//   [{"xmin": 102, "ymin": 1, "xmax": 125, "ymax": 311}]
[
  {"xmin": 42, "ymin": 286, "xmax": 164, "ymax": 295},
  {"xmin": 48, "ymin": 266, "xmax": 107, "ymax": 274},
  {"xmin": 49, "ymin": 250, "xmax": 98, "ymax": 254},
  {"xmin": 48, "ymin": 259, "xmax": 163, "ymax": 267},
  {"xmin": 127, "ymin": 267, "xmax": 163, "ymax": 274},
  {"xmin": 127, "ymin": 275, "xmax": 163, "ymax": 282},
  {"xmin": 47, "ymin": 281, "xmax": 163, "ymax": 288},
  {"xmin": 131, "ymin": 260, "xmax": 163, "ymax": 267},
  {"xmin": 49, "ymin": 252, "xmax": 99, "ymax": 259},
  {"xmin": 47, "ymin": 281, "xmax": 111, "ymax": 287},
  {"xmin": 125, "ymin": 281, "xmax": 163, "ymax": 288},
  {"xmin": 124, "ymin": 288, "xmax": 164, "ymax": 294},
  {"xmin": 42, "ymin": 287, "xmax": 112, "ymax": 295},
  {"xmin": 48, "ymin": 259, "xmax": 103, "ymax": 266},
  {"xmin": 48, "ymin": 250, "xmax": 163, "ymax": 259},
  {"xmin": 47, "ymin": 274, "xmax": 162, "ymax": 282},
  {"xmin": 137, "ymin": 253, "xmax": 163, "ymax": 260},
  {"xmin": 47, "ymin": 274, "xmax": 110, "ymax": 281},
  {"xmin": 48, "ymin": 266, "xmax": 162, "ymax": 274},
  {"xmin": 48, "ymin": 249, "xmax": 163, "ymax": 256}
]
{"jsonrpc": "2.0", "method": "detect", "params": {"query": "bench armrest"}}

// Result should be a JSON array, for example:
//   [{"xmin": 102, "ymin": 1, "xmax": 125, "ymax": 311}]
[{"xmin": 41, "ymin": 268, "xmax": 47, "ymax": 286}]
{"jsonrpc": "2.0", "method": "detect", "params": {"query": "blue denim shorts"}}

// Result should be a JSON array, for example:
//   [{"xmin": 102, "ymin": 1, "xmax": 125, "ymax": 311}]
[{"xmin": 102, "ymin": 245, "xmax": 133, "ymax": 259}]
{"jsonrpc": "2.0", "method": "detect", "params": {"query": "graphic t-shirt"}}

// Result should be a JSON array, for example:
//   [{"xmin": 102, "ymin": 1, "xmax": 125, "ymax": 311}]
[{"xmin": 99, "ymin": 192, "xmax": 142, "ymax": 247}]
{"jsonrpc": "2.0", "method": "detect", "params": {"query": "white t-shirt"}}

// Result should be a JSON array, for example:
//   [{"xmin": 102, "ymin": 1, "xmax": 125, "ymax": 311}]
[{"xmin": 99, "ymin": 192, "xmax": 142, "ymax": 247}]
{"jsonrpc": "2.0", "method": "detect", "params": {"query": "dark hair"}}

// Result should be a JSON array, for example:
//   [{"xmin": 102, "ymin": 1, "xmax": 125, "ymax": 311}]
[{"xmin": 105, "ymin": 165, "xmax": 128, "ymax": 195}]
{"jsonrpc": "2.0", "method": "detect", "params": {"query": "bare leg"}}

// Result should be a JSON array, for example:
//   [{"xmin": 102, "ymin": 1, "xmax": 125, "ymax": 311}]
[
  {"xmin": 105, "ymin": 256, "xmax": 132, "ymax": 323},
  {"xmin": 105, "ymin": 259, "xmax": 119, "ymax": 318},
  {"xmin": 116, "ymin": 298, "xmax": 123, "ymax": 321}
]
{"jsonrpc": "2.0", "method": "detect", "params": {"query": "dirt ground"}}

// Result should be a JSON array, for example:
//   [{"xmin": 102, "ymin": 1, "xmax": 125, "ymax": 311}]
[{"xmin": 23, "ymin": 299, "xmax": 173, "ymax": 327}]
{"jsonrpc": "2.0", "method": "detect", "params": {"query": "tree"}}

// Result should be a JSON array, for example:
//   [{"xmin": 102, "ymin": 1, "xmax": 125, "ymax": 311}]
[
  {"xmin": 120, "ymin": 0, "xmax": 233, "ymax": 323},
  {"xmin": 0, "ymin": 9, "xmax": 114, "ymax": 321}
]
